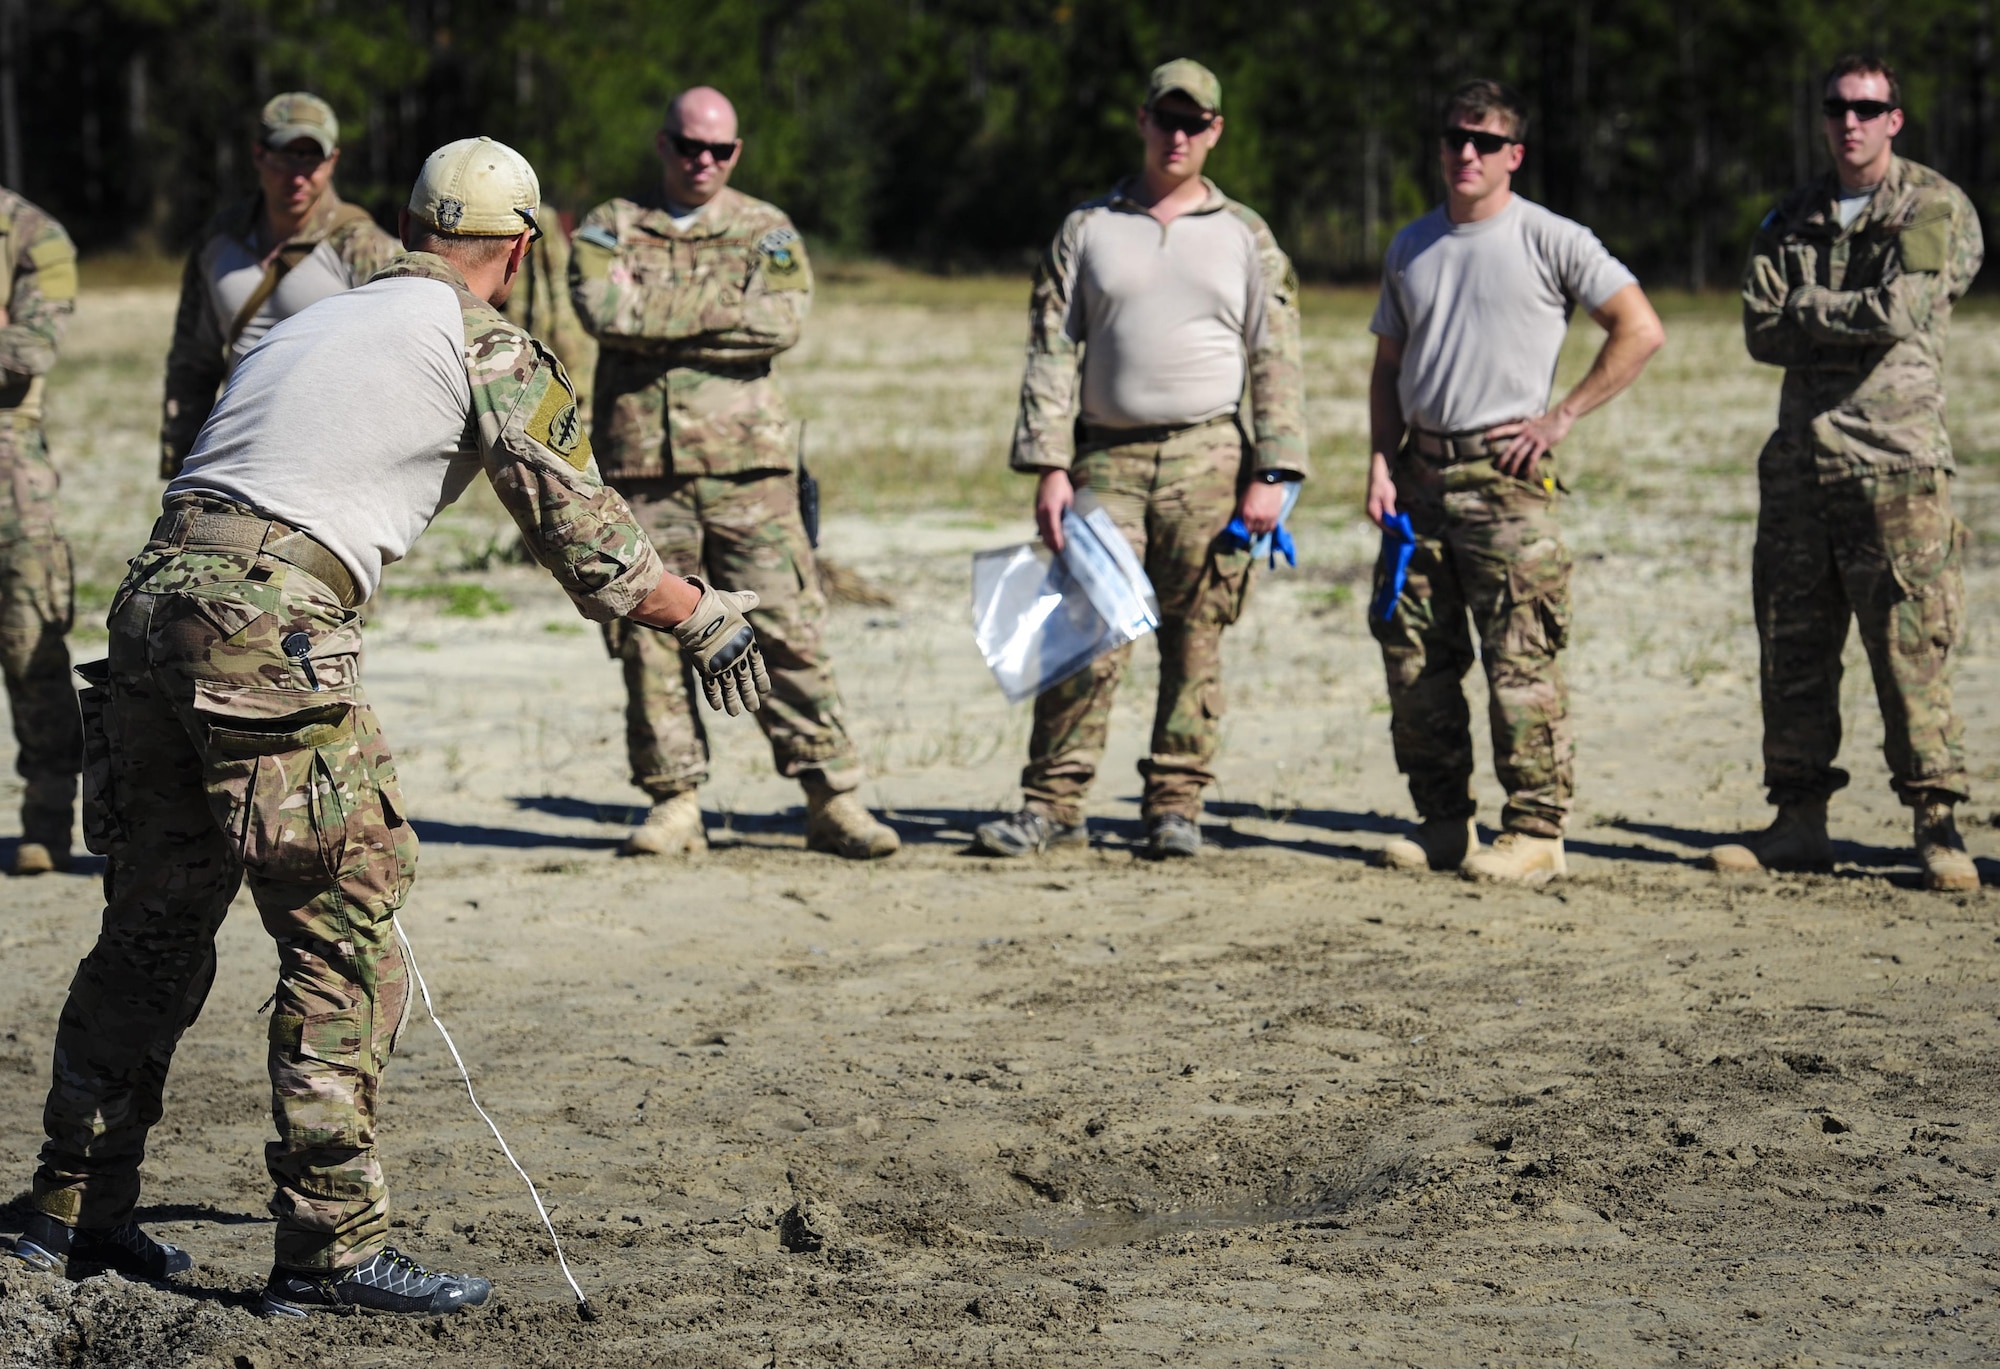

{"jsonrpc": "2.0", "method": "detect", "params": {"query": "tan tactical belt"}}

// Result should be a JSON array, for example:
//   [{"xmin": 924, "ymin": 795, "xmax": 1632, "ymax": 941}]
[
  {"xmin": 1080, "ymin": 412, "xmax": 1238, "ymax": 448},
  {"xmin": 150, "ymin": 501, "xmax": 360, "ymax": 608},
  {"xmin": 1406, "ymin": 427, "xmax": 1511, "ymax": 465}
]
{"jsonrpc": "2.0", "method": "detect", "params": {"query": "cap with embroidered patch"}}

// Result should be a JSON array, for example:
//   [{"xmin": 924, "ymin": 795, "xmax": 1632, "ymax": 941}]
[
  {"xmin": 1146, "ymin": 59, "xmax": 1221, "ymax": 115},
  {"xmin": 407, "ymin": 136, "xmax": 542, "ymax": 238},
  {"xmin": 260, "ymin": 92, "xmax": 339, "ymax": 156}
]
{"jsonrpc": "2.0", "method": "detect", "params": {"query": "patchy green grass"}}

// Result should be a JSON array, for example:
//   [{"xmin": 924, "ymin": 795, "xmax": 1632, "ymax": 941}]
[{"xmin": 385, "ymin": 581, "xmax": 513, "ymax": 618}]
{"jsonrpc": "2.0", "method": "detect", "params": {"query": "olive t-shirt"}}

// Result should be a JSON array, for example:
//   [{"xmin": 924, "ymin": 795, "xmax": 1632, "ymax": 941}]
[{"xmin": 1370, "ymin": 195, "xmax": 1636, "ymax": 435}]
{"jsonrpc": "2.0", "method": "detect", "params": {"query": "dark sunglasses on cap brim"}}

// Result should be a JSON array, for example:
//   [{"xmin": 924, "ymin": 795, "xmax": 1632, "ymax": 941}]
[
  {"xmin": 668, "ymin": 132, "xmax": 739, "ymax": 162},
  {"xmin": 1440, "ymin": 126, "xmax": 1519, "ymax": 156},
  {"xmin": 1822, "ymin": 98, "xmax": 1898, "ymax": 121}
]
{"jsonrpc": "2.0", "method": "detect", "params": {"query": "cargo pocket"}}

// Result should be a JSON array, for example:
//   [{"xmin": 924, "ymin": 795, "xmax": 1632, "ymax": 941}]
[
  {"xmin": 1504, "ymin": 539, "xmax": 1572, "ymax": 656},
  {"xmin": 1888, "ymin": 518, "xmax": 1965, "ymax": 657},
  {"xmin": 354, "ymin": 709, "xmax": 418, "ymax": 912},
  {"xmin": 270, "ymin": 1005, "xmax": 367, "ymax": 1076},
  {"xmin": 73, "ymin": 659, "xmax": 125, "ymax": 856},
  {"xmin": 193, "ymin": 679, "xmax": 357, "ymax": 884}
]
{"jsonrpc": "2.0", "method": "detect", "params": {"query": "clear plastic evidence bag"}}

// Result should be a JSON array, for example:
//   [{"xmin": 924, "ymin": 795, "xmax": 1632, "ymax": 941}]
[{"xmin": 971, "ymin": 502, "xmax": 1160, "ymax": 704}]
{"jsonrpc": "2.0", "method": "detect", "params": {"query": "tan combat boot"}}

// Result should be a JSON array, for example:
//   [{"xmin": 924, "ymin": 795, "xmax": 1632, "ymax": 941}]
[
  {"xmin": 806, "ymin": 788, "xmax": 900, "ymax": 860},
  {"xmin": 11, "ymin": 842, "xmax": 59, "ymax": 876},
  {"xmin": 622, "ymin": 790, "xmax": 706, "ymax": 856},
  {"xmin": 1378, "ymin": 817, "xmax": 1480, "ymax": 872},
  {"xmin": 1461, "ymin": 831, "xmax": 1566, "ymax": 885},
  {"xmin": 1703, "ymin": 800, "xmax": 1832, "ymax": 874},
  {"xmin": 1914, "ymin": 799, "xmax": 1979, "ymax": 893}
]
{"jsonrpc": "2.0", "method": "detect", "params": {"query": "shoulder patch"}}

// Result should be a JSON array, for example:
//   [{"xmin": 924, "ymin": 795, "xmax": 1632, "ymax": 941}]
[
  {"xmin": 757, "ymin": 226, "xmax": 807, "ymax": 289},
  {"xmin": 1899, "ymin": 207, "xmax": 1952, "ymax": 274},
  {"xmin": 27, "ymin": 234, "xmax": 78, "ymax": 300},
  {"xmin": 575, "ymin": 224, "xmax": 620, "ymax": 250},
  {"xmin": 525, "ymin": 376, "xmax": 590, "ymax": 469}
]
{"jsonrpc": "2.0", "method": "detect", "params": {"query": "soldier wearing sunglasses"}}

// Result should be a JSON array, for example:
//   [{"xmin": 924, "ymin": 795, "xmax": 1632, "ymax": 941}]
[
  {"xmin": 1716, "ymin": 55, "xmax": 1984, "ymax": 890},
  {"xmin": 974, "ymin": 58, "xmax": 1307, "ymax": 861},
  {"xmin": 160, "ymin": 94, "xmax": 399, "ymax": 479},
  {"xmin": 1366, "ymin": 80, "xmax": 1663, "ymax": 884},
  {"xmin": 570, "ymin": 86, "xmax": 898, "ymax": 862}
]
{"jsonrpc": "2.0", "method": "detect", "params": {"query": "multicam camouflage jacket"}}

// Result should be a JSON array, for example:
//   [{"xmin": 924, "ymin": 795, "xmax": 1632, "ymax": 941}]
[
  {"xmin": 1011, "ymin": 176, "xmax": 1307, "ymax": 478},
  {"xmin": 501, "ymin": 201, "xmax": 596, "ymax": 415},
  {"xmin": 0, "ymin": 187, "xmax": 78, "ymax": 430},
  {"xmin": 374, "ymin": 252, "xmax": 662, "ymax": 620},
  {"xmin": 161, "ymin": 189, "xmax": 401, "ymax": 475},
  {"xmin": 1743, "ymin": 155, "xmax": 1984, "ymax": 480},
  {"xmin": 568, "ymin": 187, "xmax": 811, "ymax": 480}
]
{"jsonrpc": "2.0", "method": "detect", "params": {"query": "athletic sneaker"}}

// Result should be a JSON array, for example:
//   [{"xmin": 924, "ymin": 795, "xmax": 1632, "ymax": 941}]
[{"xmin": 258, "ymin": 1246, "xmax": 491, "ymax": 1317}]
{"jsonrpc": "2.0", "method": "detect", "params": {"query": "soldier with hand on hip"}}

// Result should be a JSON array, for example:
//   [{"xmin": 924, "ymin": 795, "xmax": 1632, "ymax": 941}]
[
  {"xmin": 974, "ymin": 58, "xmax": 1308, "ymax": 862},
  {"xmin": 1367, "ymin": 80, "xmax": 1663, "ymax": 885},
  {"xmin": 4, "ymin": 137, "xmax": 765, "ymax": 1317},
  {"xmin": 0, "ymin": 185, "xmax": 80, "ymax": 875},
  {"xmin": 1710, "ymin": 55, "xmax": 1984, "ymax": 891},
  {"xmin": 570, "ymin": 85, "xmax": 897, "ymax": 861},
  {"xmin": 160, "ymin": 92, "xmax": 400, "ymax": 479}
]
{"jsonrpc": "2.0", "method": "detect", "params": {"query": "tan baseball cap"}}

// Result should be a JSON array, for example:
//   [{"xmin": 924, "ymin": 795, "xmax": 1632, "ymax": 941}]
[
  {"xmin": 1146, "ymin": 59, "xmax": 1221, "ymax": 114},
  {"xmin": 407, "ymin": 137, "xmax": 542, "ymax": 237},
  {"xmin": 260, "ymin": 92, "xmax": 339, "ymax": 156}
]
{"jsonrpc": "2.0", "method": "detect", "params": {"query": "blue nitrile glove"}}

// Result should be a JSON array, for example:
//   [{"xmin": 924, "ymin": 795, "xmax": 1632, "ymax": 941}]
[
  {"xmin": 1370, "ymin": 511, "xmax": 1417, "ymax": 622},
  {"xmin": 1223, "ymin": 483, "xmax": 1302, "ymax": 568}
]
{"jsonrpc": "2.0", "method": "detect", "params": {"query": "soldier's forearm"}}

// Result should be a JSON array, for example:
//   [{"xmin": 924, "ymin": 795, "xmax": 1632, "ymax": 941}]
[
  {"xmin": 1787, "ymin": 282, "xmax": 1925, "ymax": 345},
  {"xmin": 0, "ymin": 322, "xmax": 59, "ymax": 377}
]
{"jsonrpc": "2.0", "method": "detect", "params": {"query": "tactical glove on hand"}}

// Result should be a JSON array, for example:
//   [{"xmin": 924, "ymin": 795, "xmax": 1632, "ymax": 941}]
[{"xmin": 671, "ymin": 577, "xmax": 771, "ymax": 715}]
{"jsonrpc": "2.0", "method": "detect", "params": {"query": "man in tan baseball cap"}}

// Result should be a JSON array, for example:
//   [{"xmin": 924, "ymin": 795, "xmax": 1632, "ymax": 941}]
[
  {"xmin": 160, "ymin": 91, "xmax": 398, "ymax": 478},
  {"xmin": 8, "ymin": 134, "xmax": 766, "ymax": 1319}
]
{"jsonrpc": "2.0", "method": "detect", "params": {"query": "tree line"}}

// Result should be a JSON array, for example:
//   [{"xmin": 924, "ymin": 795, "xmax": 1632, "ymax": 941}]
[{"xmin": 8, "ymin": 0, "xmax": 1997, "ymax": 286}]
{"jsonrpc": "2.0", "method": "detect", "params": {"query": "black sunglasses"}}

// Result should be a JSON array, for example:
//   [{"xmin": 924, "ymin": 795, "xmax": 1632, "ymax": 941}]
[
  {"xmin": 1149, "ymin": 107, "xmax": 1216, "ymax": 138},
  {"xmin": 1441, "ymin": 126, "xmax": 1518, "ymax": 156},
  {"xmin": 1822, "ymin": 98, "xmax": 1898, "ymax": 122},
  {"xmin": 667, "ymin": 132, "xmax": 739, "ymax": 163},
  {"xmin": 518, "ymin": 207, "xmax": 543, "ymax": 246}
]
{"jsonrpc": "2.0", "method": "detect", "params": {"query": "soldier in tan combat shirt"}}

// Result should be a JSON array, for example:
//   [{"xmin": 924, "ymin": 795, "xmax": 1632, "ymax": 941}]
[
  {"xmin": 159, "ymin": 92, "xmax": 401, "ymax": 478},
  {"xmin": 1712, "ymin": 55, "xmax": 1985, "ymax": 891},
  {"xmin": 572, "ymin": 85, "xmax": 897, "ymax": 861},
  {"xmin": 0, "ymin": 186, "xmax": 80, "ymax": 876}
]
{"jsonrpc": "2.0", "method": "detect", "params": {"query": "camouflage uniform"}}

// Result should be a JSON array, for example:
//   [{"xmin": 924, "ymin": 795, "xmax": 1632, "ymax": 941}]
[
  {"xmin": 0, "ymin": 189, "xmax": 80, "ymax": 856},
  {"xmin": 30, "ymin": 253, "xmax": 662, "ymax": 1272},
  {"xmin": 1369, "ymin": 450, "xmax": 1571, "ymax": 836},
  {"xmin": 571, "ymin": 187, "xmax": 858, "ymax": 795},
  {"xmin": 1741, "ymin": 155, "xmax": 1983, "ymax": 807},
  {"xmin": 1012, "ymin": 179, "xmax": 1305, "ymax": 825},
  {"xmin": 501, "ymin": 202, "xmax": 595, "ymax": 415},
  {"xmin": 160, "ymin": 190, "xmax": 400, "ymax": 477}
]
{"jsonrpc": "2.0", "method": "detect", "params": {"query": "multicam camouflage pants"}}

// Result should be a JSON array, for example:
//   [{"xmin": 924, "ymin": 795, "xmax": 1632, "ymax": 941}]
[
  {"xmin": 1022, "ymin": 417, "xmax": 1255, "ymax": 826},
  {"xmin": 1754, "ymin": 456, "xmax": 1968, "ymax": 806},
  {"xmin": 1370, "ymin": 447, "xmax": 1573, "ymax": 837},
  {"xmin": 0, "ymin": 420, "xmax": 79, "ymax": 850},
  {"xmin": 605, "ymin": 471, "xmax": 859, "ymax": 797},
  {"xmin": 32, "ymin": 534, "xmax": 414, "ymax": 1272}
]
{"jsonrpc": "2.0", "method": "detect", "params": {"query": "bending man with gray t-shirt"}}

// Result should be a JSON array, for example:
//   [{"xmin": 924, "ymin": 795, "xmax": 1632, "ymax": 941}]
[{"xmin": 1367, "ymin": 80, "xmax": 1663, "ymax": 885}]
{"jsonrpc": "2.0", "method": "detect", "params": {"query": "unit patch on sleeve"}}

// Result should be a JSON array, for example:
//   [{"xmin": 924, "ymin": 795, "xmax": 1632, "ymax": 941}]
[{"xmin": 757, "ymin": 226, "xmax": 808, "ymax": 289}]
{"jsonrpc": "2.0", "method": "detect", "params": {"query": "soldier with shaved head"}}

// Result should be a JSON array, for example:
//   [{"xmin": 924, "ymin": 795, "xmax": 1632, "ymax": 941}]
[{"xmin": 572, "ymin": 85, "xmax": 897, "ymax": 861}]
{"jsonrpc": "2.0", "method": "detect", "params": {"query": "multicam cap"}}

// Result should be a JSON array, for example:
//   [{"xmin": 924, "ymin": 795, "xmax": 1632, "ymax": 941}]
[
  {"xmin": 260, "ymin": 92, "xmax": 339, "ymax": 156},
  {"xmin": 1146, "ymin": 59, "xmax": 1221, "ymax": 114},
  {"xmin": 407, "ymin": 136, "xmax": 542, "ymax": 237}
]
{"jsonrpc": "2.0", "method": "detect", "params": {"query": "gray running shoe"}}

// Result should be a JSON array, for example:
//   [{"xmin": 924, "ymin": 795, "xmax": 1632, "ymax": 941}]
[
  {"xmin": 259, "ymin": 1246, "xmax": 491, "ymax": 1318},
  {"xmin": 972, "ymin": 808, "xmax": 1086, "ymax": 857},
  {"xmin": 1145, "ymin": 813, "xmax": 1202, "ymax": 859}
]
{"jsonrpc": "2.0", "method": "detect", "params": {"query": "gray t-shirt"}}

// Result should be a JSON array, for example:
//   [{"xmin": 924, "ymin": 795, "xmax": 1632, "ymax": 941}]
[
  {"xmin": 169, "ymin": 275, "xmax": 480, "ymax": 601},
  {"xmin": 1370, "ymin": 195, "xmax": 1637, "ymax": 434}
]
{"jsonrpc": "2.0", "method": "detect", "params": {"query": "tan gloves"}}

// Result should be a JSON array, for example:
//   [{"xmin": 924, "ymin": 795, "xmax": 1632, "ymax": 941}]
[{"xmin": 670, "ymin": 577, "xmax": 771, "ymax": 715}]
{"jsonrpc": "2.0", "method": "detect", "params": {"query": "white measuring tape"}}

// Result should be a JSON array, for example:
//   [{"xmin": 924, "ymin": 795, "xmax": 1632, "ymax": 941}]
[{"xmin": 395, "ymin": 920, "xmax": 592, "ymax": 1317}]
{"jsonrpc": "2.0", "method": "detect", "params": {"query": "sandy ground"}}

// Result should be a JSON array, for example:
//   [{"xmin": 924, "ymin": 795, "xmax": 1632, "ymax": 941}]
[{"xmin": 2, "ymin": 285, "xmax": 2000, "ymax": 1365}]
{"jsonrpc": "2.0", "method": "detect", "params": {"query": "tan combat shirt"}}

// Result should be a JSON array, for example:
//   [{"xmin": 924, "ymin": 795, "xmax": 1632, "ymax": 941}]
[
  {"xmin": 161, "ymin": 189, "xmax": 401, "ymax": 475},
  {"xmin": 1012, "ymin": 176, "xmax": 1306, "ymax": 478},
  {"xmin": 569, "ymin": 186, "xmax": 811, "ymax": 480},
  {"xmin": 1743, "ymin": 155, "xmax": 1985, "ymax": 481}
]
